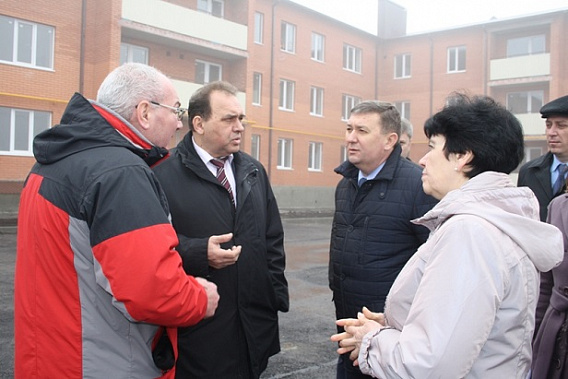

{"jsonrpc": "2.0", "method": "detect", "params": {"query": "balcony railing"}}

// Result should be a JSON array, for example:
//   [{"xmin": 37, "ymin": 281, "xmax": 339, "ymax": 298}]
[
  {"xmin": 490, "ymin": 53, "xmax": 550, "ymax": 81},
  {"xmin": 122, "ymin": 0, "xmax": 247, "ymax": 52}
]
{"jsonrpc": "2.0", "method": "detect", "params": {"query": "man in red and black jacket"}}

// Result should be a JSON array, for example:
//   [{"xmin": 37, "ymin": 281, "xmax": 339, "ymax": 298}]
[{"xmin": 15, "ymin": 63, "xmax": 219, "ymax": 379}]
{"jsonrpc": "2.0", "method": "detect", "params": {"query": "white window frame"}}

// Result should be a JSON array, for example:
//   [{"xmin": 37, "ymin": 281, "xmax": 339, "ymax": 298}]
[
  {"xmin": 0, "ymin": 107, "xmax": 51, "ymax": 156},
  {"xmin": 277, "ymin": 138, "xmax": 293, "ymax": 169},
  {"xmin": 308, "ymin": 142, "xmax": 323, "ymax": 171},
  {"xmin": 281, "ymin": 22, "xmax": 296, "ymax": 53},
  {"xmin": 253, "ymin": 72, "xmax": 262, "ymax": 106},
  {"xmin": 525, "ymin": 147, "xmax": 543, "ymax": 163},
  {"xmin": 311, "ymin": 32, "xmax": 325, "ymax": 62},
  {"xmin": 340, "ymin": 145, "xmax": 348, "ymax": 164},
  {"xmin": 310, "ymin": 86, "xmax": 324, "ymax": 116},
  {"xmin": 507, "ymin": 34, "xmax": 545, "ymax": 58},
  {"xmin": 343, "ymin": 44, "xmax": 361, "ymax": 73},
  {"xmin": 0, "ymin": 15, "xmax": 54, "ymax": 70},
  {"xmin": 251, "ymin": 134, "xmax": 260, "ymax": 160},
  {"xmin": 120, "ymin": 43, "xmax": 148, "ymax": 65},
  {"xmin": 516, "ymin": 146, "xmax": 544, "ymax": 171},
  {"xmin": 394, "ymin": 53, "xmax": 411, "ymax": 79},
  {"xmin": 254, "ymin": 12, "xmax": 264, "ymax": 44},
  {"xmin": 195, "ymin": 60, "xmax": 222, "ymax": 84},
  {"xmin": 506, "ymin": 90, "xmax": 544, "ymax": 114},
  {"xmin": 342, "ymin": 94, "xmax": 361, "ymax": 121},
  {"xmin": 197, "ymin": 0, "xmax": 224, "ymax": 17},
  {"xmin": 394, "ymin": 101, "xmax": 411, "ymax": 120},
  {"xmin": 447, "ymin": 46, "xmax": 466, "ymax": 73},
  {"xmin": 279, "ymin": 79, "xmax": 295, "ymax": 111}
]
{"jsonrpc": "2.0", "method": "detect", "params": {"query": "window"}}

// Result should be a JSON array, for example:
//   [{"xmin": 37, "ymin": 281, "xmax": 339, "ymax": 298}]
[
  {"xmin": 517, "ymin": 146, "xmax": 544, "ymax": 170},
  {"xmin": 395, "ymin": 53, "xmax": 411, "ymax": 78},
  {"xmin": 0, "ymin": 107, "xmax": 51, "ymax": 156},
  {"xmin": 254, "ymin": 12, "xmax": 264, "ymax": 44},
  {"xmin": 394, "ymin": 101, "xmax": 411, "ymax": 120},
  {"xmin": 507, "ymin": 91, "xmax": 543, "ymax": 114},
  {"xmin": 340, "ymin": 145, "xmax": 348, "ymax": 164},
  {"xmin": 342, "ymin": 94, "xmax": 361, "ymax": 120},
  {"xmin": 251, "ymin": 134, "xmax": 260, "ymax": 160},
  {"xmin": 197, "ymin": 0, "xmax": 224, "ymax": 17},
  {"xmin": 525, "ymin": 147, "xmax": 543, "ymax": 163},
  {"xmin": 279, "ymin": 79, "xmax": 295, "ymax": 111},
  {"xmin": 311, "ymin": 33, "xmax": 325, "ymax": 62},
  {"xmin": 0, "ymin": 15, "xmax": 54, "ymax": 69},
  {"xmin": 120, "ymin": 43, "xmax": 148, "ymax": 65},
  {"xmin": 308, "ymin": 142, "xmax": 323, "ymax": 171},
  {"xmin": 281, "ymin": 22, "xmax": 296, "ymax": 53},
  {"xmin": 253, "ymin": 72, "xmax": 262, "ymax": 105},
  {"xmin": 310, "ymin": 86, "xmax": 324, "ymax": 116},
  {"xmin": 343, "ymin": 44, "xmax": 361, "ymax": 73},
  {"xmin": 277, "ymin": 138, "xmax": 293, "ymax": 169},
  {"xmin": 447, "ymin": 46, "xmax": 466, "ymax": 73},
  {"xmin": 195, "ymin": 60, "xmax": 222, "ymax": 84},
  {"xmin": 507, "ymin": 35, "xmax": 545, "ymax": 58}
]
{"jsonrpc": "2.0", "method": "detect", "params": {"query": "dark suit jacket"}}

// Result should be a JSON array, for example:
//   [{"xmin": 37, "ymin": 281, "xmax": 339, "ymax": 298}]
[{"xmin": 517, "ymin": 152, "xmax": 555, "ymax": 222}]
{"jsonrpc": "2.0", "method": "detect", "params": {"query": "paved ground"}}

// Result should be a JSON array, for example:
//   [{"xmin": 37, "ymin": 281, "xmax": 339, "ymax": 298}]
[{"xmin": 0, "ymin": 217, "xmax": 338, "ymax": 378}]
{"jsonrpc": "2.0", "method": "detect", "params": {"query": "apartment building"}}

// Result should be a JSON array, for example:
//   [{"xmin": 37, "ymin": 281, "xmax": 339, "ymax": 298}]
[
  {"xmin": 1, "ymin": 0, "xmax": 567, "ymax": 210},
  {"xmin": 377, "ymin": 9, "xmax": 568, "ymax": 169}
]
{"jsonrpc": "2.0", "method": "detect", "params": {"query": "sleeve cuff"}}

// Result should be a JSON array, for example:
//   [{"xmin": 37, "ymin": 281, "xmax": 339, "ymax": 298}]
[{"xmin": 358, "ymin": 326, "xmax": 395, "ymax": 376}]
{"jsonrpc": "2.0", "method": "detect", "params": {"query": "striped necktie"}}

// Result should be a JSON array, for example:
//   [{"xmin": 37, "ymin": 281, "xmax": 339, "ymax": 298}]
[
  {"xmin": 553, "ymin": 163, "xmax": 568, "ymax": 195},
  {"xmin": 211, "ymin": 158, "xmax": 235, "ymax": 207}
]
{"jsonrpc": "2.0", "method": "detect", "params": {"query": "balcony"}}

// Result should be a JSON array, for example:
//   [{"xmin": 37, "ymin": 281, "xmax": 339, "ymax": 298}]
[
  {"xmin": 121, "ymin": 0, "xmax": 247, "ymax": 59},
  {"xmin": 490, "ymin": 53, "xmax": 550, "ymax": 81}
]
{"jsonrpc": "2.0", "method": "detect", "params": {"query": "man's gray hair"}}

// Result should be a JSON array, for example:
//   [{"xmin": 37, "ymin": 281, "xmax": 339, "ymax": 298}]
[
  {"xmin": 96, "ymin": 63, "xmax": 168, "ymax": 120},
  {"xmin": 401, "ymin": 118, "xmax": 413, "ymax": 139}
]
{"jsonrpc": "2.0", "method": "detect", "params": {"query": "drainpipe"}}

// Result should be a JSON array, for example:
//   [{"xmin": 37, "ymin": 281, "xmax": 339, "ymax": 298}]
[
  {"xmin": 483, "ymin": 26, "xmax": 488, "ymax": 96},
  {"xmin": 268, "ymin": 0, "xmax": 279, "ymax": 179},
  {"xmin": 429, "ymin": 34, "xmax": 434, "ymax": 116},
  {"xmin": 374, "ymin": 38, "xmax": 379, "ymax": 99},
  {"xmin": 79, "ymin": 0, "xmax": 87, "ymax": 94}
]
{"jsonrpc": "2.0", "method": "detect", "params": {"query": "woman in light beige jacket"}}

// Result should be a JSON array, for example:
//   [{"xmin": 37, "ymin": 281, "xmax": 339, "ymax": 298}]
[{"xmin": 332, "ymin": 94, "xmax": 563, "ymax": 378}]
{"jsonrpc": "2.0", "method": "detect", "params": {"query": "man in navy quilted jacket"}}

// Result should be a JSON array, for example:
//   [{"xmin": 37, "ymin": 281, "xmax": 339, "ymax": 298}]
[{"xmin": 329, "ymin": 100, "xmax": 437, "ymax": 379}]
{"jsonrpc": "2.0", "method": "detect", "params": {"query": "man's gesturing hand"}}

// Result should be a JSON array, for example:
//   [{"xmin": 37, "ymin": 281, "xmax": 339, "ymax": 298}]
[{"xmin": 207, "ymin": 233, "xmax": 242, "ymax": 269}]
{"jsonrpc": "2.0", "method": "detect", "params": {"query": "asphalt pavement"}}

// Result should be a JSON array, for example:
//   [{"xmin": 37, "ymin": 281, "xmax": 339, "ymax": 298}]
[{"xmin": 0, "ymin": 216, "xmax": 338, "ymax": 378}]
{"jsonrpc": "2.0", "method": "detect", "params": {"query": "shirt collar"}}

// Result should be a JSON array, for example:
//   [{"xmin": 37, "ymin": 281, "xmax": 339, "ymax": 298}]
[
  {"xmin": 358, "ymin": 162, "xmax": 385, "ymax": 183},
  {"xmin": 192, "ymin": 136, "xmax": 234, "ymax": 166}
]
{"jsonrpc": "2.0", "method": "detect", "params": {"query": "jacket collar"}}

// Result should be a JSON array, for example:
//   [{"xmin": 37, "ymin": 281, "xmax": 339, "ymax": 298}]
[
  {"xmin": 91, "ymin": 99, "xmax": 169, "ymax": 167},
  {"xmin": 335, "ymin": 144, "xmax": 403, "ymax": 183},
  {"xmin": 175, "ymin": 131, "xmax": 259, "ymax": 182}
]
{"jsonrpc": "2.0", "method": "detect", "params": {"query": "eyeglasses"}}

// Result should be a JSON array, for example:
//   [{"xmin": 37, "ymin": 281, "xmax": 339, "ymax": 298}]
[{"xmin": 150, "ymin": 101, "xmax": 187, "ymax": 121}]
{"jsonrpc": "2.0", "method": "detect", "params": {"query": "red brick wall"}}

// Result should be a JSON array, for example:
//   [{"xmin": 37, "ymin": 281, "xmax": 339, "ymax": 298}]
[
  {"xmin": 246, "ymin": 0, "xmax": 377, "ymax": 186},
  {"xmin": 2, "ymin": 0, "xmax": 568, "ymax": 190}
]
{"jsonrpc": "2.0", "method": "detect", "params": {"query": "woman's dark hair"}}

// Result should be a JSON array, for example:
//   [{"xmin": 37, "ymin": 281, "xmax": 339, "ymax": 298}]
[{"xmin": 424, "ymin": 93, "xmax": 524, "ymax": 178}]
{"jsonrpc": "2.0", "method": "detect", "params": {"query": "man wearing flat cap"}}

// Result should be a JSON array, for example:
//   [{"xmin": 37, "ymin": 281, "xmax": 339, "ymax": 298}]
[{"xmin": 518, "ymin": 94, "xmax": 568, "ymax": 221}]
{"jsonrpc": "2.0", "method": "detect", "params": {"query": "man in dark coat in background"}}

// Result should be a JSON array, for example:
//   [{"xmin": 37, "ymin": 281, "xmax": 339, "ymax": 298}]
[
  {"xmin": 153, "ymin": 81, "xmax": 289, "ymax": 379},
  {"xmin": 518, "ymin": 94, "xmax": 568, "ymax": 221},
  {"xmin": 522, "ymin": 96, "xmax": 568, "ymax": 377},
  {"xmin": 329, "ymin": 101, "xmax": 437, "ymax": 379}
]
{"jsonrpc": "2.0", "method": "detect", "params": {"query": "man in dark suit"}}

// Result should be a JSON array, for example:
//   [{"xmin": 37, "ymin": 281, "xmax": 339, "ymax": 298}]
[
  {"xmin": 518, "ymin": 94, "xmax": 568, "ymax": 221},
  {"xmin": 153, "ymin": 81, "xmax": 288, "ymax": 379}
]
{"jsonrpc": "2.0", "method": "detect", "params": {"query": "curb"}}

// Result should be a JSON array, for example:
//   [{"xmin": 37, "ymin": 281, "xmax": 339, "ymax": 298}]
[{"xmin": 0, "ymin": 216, "xmax": 17, "ymax": 227}]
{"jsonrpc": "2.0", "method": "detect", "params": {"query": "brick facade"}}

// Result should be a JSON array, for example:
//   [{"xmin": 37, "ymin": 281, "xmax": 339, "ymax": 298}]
[{"xmin": 1, "ymin": 0, "xmax": 567, "ymax": 192}]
